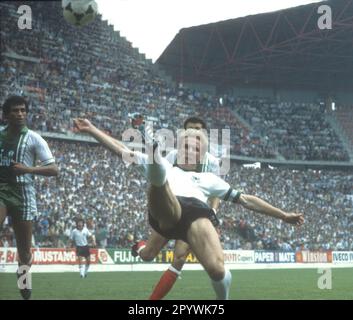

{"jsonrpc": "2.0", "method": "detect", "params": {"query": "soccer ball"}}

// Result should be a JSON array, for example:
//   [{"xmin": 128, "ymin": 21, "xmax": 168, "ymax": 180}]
[{"xmin": 62, "ymin": 0, "xmax": 98, "ymax": 27}]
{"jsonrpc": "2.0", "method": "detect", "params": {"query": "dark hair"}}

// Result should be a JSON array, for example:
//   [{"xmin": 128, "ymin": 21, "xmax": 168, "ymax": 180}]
[
  {"xmin": 183, "ymin": 116, "xmax": 207, "ymax": 130},
  {"xmin": 76, "ymin": 218, "xmax": 84, "ymax": 224},
  {"xmin": 2, "ymin": 96, "xmax": 29, "ymax": 116}
]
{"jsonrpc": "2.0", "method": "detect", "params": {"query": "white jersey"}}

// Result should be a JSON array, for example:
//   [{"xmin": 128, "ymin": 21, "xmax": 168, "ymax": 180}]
[
  {"xmin": 21, "ymin": 130, "xmax": 55, "ymax": 184},
  {"xmin": 0, "ymin": 126, "xmax": 55, "ymax": 184},
  {"xmin": 70, "ymin": 227, "xmax": 92, "ymax": 247},
  {"xmin": 165, "ymin": 150, "xmax": 220, "ymax": 175},
  {"xmin": 134, "ymin": 152, "xmax": 241, "ymax": 205}
]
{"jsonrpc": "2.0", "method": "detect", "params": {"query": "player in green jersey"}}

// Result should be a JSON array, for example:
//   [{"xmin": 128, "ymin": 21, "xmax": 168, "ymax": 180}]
[{"xmin": 0, "ymin": 96, "xmax": 58, "ymax": 299}]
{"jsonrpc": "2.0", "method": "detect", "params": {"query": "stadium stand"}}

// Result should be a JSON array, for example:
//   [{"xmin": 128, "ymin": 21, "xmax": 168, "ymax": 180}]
[
  {"xmin": 234, "ymin": 97, "xmax": 350, "ymax": 161},
  {"xmin": 0, "ymin": 1, "xmax": 352, "ymax": 251},
  {"xmin": 335, "ymin": 104, "xmax": 353, "ymax": 149},
  {"xmin": 2, "ymin": 2, "xmax": 351, "ymax": 160}
]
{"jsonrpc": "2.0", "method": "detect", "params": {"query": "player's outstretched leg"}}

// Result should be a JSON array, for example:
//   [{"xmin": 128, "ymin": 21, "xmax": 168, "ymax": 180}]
[{"xmin": 142, "ymin": 133, "xmax": 182, "ymax": 229}]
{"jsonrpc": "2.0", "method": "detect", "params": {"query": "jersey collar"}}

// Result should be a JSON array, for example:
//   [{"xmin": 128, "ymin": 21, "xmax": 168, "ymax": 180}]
[{"xmin": 3, "ymin": 125, "xmax": 28, "ymax": 137}]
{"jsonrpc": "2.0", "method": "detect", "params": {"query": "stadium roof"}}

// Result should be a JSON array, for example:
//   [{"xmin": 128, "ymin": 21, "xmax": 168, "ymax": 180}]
[{"xmin": 156, "ymin": 0, "xmax": 353, "ymax": 91}]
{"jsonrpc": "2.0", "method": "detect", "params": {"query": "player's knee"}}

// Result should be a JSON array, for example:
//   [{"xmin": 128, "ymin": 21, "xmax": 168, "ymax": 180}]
[
  {"xmin": 175, "ymin": 248, "xmax": 189, "ymax": 261},
  {"xmin": 172, "ymin": 256, "xmax": 187, "ymax": 270},
  {"xmin": 139, "ymin": 247, "xmax": 157, "ymax": 262}
]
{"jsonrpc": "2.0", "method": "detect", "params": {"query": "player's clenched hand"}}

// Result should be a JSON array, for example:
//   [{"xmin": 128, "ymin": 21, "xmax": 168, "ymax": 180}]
[
  {"xmin": 73, "ymin": 118, "xmax": 93, "ymax": 133},
  {"xmin": 282, "ymin": 213, "xmax": 304, "ymax": 226},
  {"xmin": 11, "ymin": 162, "xmax": 32, "ymax": 175}
]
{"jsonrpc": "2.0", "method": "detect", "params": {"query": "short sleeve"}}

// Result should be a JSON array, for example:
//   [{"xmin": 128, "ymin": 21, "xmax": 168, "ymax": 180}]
[
  {"xmin": 203, "ymin": 173, "xmax": 242, "ymax": 203},
  {"xmin": 33, "ymin": 134, "xmax": 55, "ymax": 166}
]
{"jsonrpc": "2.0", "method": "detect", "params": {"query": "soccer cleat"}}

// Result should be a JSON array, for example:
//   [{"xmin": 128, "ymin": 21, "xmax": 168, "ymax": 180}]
[
  {"xmin": 16, "ymin": 269, "xmax": 32, "ymax": 300},
  {"xmin": 19, "ymin": 288, "xmax": 32, "ymax": 300},
  {"xmin": 131, "ymin": 240, "xmax": 147, "ymax": 257}
]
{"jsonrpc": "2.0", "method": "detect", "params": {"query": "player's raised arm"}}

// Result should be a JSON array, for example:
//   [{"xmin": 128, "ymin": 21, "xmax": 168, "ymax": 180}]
[
  {"xmin": 237, "ymin": 194, "xmax": 304, "ymax": 226},
  {"xmin": 73, "ymin": 118, "xmax": 132, "ymax": 158}
]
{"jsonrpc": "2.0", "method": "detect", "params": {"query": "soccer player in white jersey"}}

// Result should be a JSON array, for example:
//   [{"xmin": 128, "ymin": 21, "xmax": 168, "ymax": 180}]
[
  {"xmin": 69, "ymin": 218, "xmax": 96, "ymax": 278},
  {"xmin": 132, "ymin": 116, "xmax": 222, "ymax": 300},
  {"xmin": 0, "ymin": 96, "xmax": 58, "ymax": 300},
  {"xmin": 74, "ymin": 118, "xmax": 304, "ymax": 300}
]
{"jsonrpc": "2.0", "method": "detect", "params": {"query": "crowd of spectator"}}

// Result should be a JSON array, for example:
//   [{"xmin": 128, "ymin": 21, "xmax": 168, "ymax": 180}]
[
  {"xmin": 1, "ymin": 140, "xmax": 352, "ymax": 251},
  {"xmin": 234, "ymin": 98, "xmax": 349, "ymax": 161},
  {"xmin": 220, "ymin": 164, "xmax": 353, "ymax": 251},
  {"xmin": 1, "ymin": 1, "xmax": 272, "ymax": 159}
]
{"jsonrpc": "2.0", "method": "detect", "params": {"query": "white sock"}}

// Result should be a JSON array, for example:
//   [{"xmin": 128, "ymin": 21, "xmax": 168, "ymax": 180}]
[
  {"xmin": 211, "ymin": 269, "xmax": 232, "ymax": 300},
  {"xmin": 85, "ymin": 264, "xmax": 90, "ymax": 275},
  {"xmin": 146, "ymin": 149, "xmax": 168, "ymax": 187},
  {"xmin": 132, "ymin": 136, "xmax": 169, "ymax": 187}
]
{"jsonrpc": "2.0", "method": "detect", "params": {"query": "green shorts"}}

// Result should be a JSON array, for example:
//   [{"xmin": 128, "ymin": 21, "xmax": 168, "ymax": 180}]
[{"xmin": 0, "ymin": 183, "xmax": 37, "ymax": 221}]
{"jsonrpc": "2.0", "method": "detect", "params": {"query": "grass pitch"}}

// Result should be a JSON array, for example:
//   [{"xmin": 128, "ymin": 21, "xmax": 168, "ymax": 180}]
[{"xmin": 0, "ymin": 268, "xmax": 352, "ymax": 300}]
